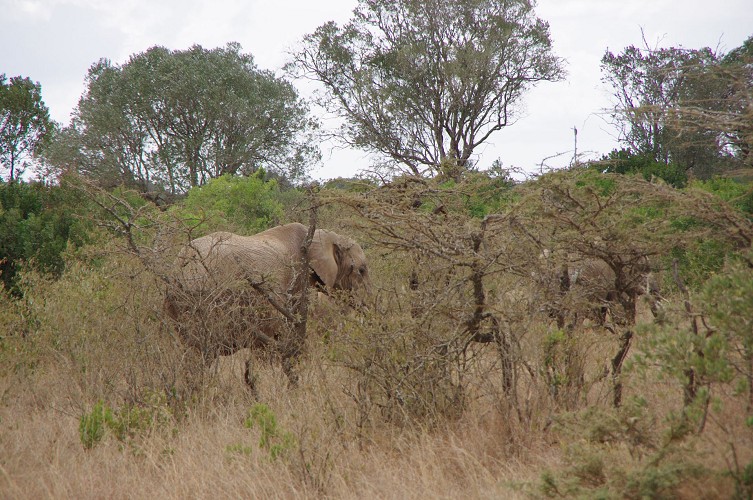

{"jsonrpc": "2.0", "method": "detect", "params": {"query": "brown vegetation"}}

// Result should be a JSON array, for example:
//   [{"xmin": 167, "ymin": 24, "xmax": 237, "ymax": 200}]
[{"xmin": 1, "ymin": 169, "xmax": 752, "ymax": 498}]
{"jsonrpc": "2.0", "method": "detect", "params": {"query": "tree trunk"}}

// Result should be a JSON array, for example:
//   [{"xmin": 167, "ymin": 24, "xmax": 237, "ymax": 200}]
[
  {"xmin": 283, "ymin": 190, "xmax": 318, "ymax": 386},
  {"xmin": 611, "ymin": 329, "xmax": 633, "ymax": 407}
]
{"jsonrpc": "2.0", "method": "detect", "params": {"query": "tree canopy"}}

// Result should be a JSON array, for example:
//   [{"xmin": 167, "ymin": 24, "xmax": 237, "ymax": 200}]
[
  {"xmin": 0, "ymin": 74, "xmax": 53, "ymax": 181},
  {"xmin": 601, "ymin": 35, "xmax": 753, "ymax": 178},
  {"xmin": 289, "ymin": 0, "xmax": 565, "ymax": 179},
  {"xmin": 52, "ymin": 43, "xmax": 319, "ymax": 194}
]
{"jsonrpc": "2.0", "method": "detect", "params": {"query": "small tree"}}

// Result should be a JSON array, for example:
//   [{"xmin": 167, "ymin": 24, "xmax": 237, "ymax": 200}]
[
  {"xmin": 0, "ymin": 75, "xmax": 53, "ymax": 181},
  {"xmin": 511, "ymin": 169, "xmax": 694, "ymax": 406},
  {"xmin": 289, "ymin": 0, "xmax": 564, "ymax": 178}
]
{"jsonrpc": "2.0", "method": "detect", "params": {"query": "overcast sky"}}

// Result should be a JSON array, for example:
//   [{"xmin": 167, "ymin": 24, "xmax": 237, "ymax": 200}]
[{"xmin": 2, "ymin": 0, "xmax": 752, "ymax": 180}]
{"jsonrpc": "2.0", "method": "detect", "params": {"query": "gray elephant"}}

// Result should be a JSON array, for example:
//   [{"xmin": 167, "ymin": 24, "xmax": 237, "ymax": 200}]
[
  {"xmin": 164, "ymin": 222, "xmax": 369, "ymax": 387},
  {"xmin": 535, "ymin": 252, "xmax": 662, "ymax": 330},
  {"xmin": 563, "ymin": 257, "xmax": 662, "ymax": 327}
]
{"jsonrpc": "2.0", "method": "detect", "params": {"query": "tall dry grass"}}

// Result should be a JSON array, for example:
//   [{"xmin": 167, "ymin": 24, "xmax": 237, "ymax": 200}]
[
  {"xmin": 0, "ymin": 340, "xmax": 554, "ymax": 499},
  {"xmin": 0, "ymin": 241, "xmax": 750, "ymax": 499}
]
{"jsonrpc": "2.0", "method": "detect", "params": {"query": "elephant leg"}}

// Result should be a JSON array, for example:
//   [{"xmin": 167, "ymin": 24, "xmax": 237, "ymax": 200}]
[
  {"xmin": 282, "ymin": 356, "xmax": 299, "ymax": 388},
  {"xmin": 244, "ymin": 357, "xmax": 259, "ymax": 398}
]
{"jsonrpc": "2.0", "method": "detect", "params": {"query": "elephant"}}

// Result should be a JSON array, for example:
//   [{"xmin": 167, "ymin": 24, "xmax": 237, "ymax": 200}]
[
  {"xmin": 164, "ymin": 222, "xmax": 369, "ymax": 388},
  {"xmin": 563, "ymin": 257, "xmax": 662, "ymax": 327},
  {"xmin": 535, "ymin": 252, "xmax": 662, "ymax": 330}
]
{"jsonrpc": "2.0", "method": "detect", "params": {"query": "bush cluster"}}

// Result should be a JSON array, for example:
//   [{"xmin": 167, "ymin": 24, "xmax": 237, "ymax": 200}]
[{"xmin": 2, "ymin": 167, "xmax": 752, "ymax": 497}]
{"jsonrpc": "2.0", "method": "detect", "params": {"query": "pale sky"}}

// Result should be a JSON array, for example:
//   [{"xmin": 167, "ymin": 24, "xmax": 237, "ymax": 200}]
[{"xmin": 2, "ymin": 0, "xmax": 751, "ymax": 180}]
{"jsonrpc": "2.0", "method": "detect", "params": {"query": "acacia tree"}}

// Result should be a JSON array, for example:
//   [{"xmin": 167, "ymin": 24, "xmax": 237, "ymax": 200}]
[
  {"xmin": 289, "ymin": 0, "xmax": 564, "ymax": 179},
  {"xmin": 0, "ymin": 75, "xmax": 53, "ymax": 181},
  {"xmin": 511, "ymin": 170, "xmax": 691, "ymax": 406},
  {"xmin": 327, "ymin": 177, "xmax": 529, "ymax": 423},
  {"xmin": 55, "ymin": 43, "xmax": 319, "ymax": 194}
]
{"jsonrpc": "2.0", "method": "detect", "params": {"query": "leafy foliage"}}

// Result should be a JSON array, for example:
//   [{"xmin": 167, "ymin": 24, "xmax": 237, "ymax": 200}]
[
  {"xmin": 0, "ymin": 180, "xmax": 90, "ymax": 294},
  {"xmin": 55, "ymin": 43, "xmax": 318, "ymax": 193},
  {"xmin": 593, "ymin": 148, "xmax": 688, "ymax": 187},
  {"xmin": 703, "ymin": 252, "xmax": 753, "ymax": 408},
  {"xmin": 690, "ymin": 176, "xmax": 753, "ymax": 215},
  {"xmin": 243, "ymin": 403, "xmax": 296, "ymax": 461},
  {"xmin": 79, "ymin": 394, "xmax": 176, "ymax": 450},
  {"xmin": 289, "ymin": 0, "xmax": 564, "ymax": 178},
  {"xmin": 79, "ymin": 400, "xmax": 111, "ymax": 449},
  {"xmin": 0, "ymin": 74, "xmax": 53, "ymax": 181},
  {"xmin": 174, "ymin": 172, "xmax": 284, "ymax": 235}
]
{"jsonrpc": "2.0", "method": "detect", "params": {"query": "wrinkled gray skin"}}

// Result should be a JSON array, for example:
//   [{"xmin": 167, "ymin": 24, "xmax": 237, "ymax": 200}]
[
  {"xmin": 564, "ymin": 257, "xmax": 661, "ymax": 326},
  {"xmin": 165, "ymin": 223, "xmax": 369, "ymax": 383}
]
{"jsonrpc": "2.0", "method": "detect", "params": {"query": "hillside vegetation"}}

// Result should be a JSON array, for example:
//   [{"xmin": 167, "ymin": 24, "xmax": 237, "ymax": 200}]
[
  {"xmin": 1, "ymin": 167, "xmax": 752, "ymax": 499},
  {"xmin": 2, "ymin": 1, "xmax": 752, "ymax": 497}
]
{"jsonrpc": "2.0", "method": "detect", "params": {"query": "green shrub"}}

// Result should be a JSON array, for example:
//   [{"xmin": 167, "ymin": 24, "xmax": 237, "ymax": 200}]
[
  {"xmin": 79, "ymin": 401, "xmax": 113, "ymax": 449},
  {"xmin": 244, "ymin": 403, "xmax": 295, "ymax": 461},
  {"xmin": 0, "ymin": 180, "xmax": 91, "ymax": 294},
  {"xmin": 702, "ymin": 251, "xmax": 753, "ymax": 407},
  {"xmin": 460, "ymin": 168, "xmax": 516, "ymax": 218},
  {"xmin": 79, "ymin": 392, "xmax": 176, "ymax": 450},
  {"xmin": 667, "ymin": 238, "xmax": 733, "ymax": 291},
  {"xmin": 592, "ymin": 148, "xmax": 688, "ymax": 188},
  {"xmin": 174, "ymin": 172, "xmax": 284, "ymax": 235},
  {"xmin": 690, "ymin": 177, "xmax": 753, "ymax": 215}
]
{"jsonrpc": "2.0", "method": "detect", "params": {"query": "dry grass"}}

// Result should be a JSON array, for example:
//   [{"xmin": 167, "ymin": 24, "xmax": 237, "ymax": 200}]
[
  {"xmin": 3, "ymin": 325, "xmax": 747, "ymax": 499},
  {"xmin": 1, "ymin": 247, "xmax": 750, "ymax": 499},
  {"xmin": 0, "ymin": 347, "xmax": 560, "ymax": 499}
]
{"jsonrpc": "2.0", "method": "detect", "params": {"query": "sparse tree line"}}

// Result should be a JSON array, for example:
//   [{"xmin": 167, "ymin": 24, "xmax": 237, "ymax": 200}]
[
  {"xmin": 599, "ymin": 33, "xmax": 753, "ymax": 182},
  {"xmin": 2, "ymin": 0, "xmax": 753, "ymax": 496}
]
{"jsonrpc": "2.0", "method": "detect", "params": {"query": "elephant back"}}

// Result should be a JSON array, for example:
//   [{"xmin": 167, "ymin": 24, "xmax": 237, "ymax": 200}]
[
  {"xmin": 176, "ymin": 223, "xmax": 309, "ymax": 294},
  {"xmin": 570, "ymin": 259, "xmax": 615, "ymax": 296}
]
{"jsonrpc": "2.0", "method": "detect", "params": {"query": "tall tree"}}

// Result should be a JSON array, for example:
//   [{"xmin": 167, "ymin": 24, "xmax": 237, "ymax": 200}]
[
  {"xmin": 54, "ymin": 43, "xmax": 319, "ymax": 194},
  {"xmin": 601, "ymin": 43, "xmax": 719, "ymax": 164},
  {"xmin": 679, "ymin": 36, "xmax": 753, "ymax": 170},
  {"xmin": 0, "ymin": 75, "xmax": 53, "ymax": 181},
  {"xmin": 719, "ymin": 36, "xmax": 753, "ymax": 167},
  {"xmin": 600, "ymin": 36, "xmax": 753, "ymax": 178},
  {"xmin": 289, "ymin": 0, "xmax": 564, "ymax": 179}
]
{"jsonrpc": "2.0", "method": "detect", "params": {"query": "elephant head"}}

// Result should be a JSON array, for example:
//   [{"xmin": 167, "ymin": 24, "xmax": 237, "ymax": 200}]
[
  {"xmin": 165, "ymin": 222, "xmax": 370, "ymax": 384},
  {"xmin": 566, "ymin": 256, "xmax": 662, "ymax": 326},
  {"xmin": 309, "ymin": 228, "xmax": 369, "ymax": 291}
]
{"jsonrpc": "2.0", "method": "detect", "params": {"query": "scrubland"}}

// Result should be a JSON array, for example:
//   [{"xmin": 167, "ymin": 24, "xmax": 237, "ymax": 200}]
[{"xmin": 1, "ymin": 170, "xmax": 752, "ymax": 499}]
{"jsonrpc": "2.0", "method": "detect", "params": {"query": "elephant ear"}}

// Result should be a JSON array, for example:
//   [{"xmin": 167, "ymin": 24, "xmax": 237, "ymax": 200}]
[{"xmin": 309, "ymin": 230, "xmax": 343, "ymax": 289}]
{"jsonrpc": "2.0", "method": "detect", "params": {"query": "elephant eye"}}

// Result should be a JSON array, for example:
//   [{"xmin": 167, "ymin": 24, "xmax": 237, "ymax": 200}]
[{"xmin": 359, "ymin": 266, "xmax": 367, "ymax": 275}]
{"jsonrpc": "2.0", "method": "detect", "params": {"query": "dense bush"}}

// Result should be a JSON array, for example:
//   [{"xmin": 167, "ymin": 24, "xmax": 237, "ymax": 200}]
[
  {"xmin": 172, "ymin": 171, "xmax": 284, "ymax": 235},
  {"xmin": 1, "ymin": 169, "xmax": 753, "ymax": 497},
  {"xmin": 592, "ymin": 148, "xmax": 688, "ymax": 188},
  {"xmin": 0, "ymin": 180, "xmax": 90, "ymax": 294}
]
